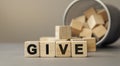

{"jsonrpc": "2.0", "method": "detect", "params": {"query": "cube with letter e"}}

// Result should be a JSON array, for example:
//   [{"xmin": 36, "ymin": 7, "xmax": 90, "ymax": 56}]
[{"xmin": 71, "ymin": 41, "xmax": 87, "ymax": 57}]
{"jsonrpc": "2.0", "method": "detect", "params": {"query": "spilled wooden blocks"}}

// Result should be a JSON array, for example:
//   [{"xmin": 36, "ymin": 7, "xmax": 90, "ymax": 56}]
[
  {"xmin": 71, "ymin": 7, "xmax": 108, "ymax": 41},
  {"xmin": 92, "ymin": 25, "xmax": 107, "ymax": 39},
  {"xmin": 97, "ymin": 9, "xmax": 108, "ymax": 22},
  {"xmin": 84, "ymin": 7, "xmax": 96, "ymax": 18},
  {"xmin": 79, "ymin": 28, "xmax": 92, "ymax": 38},
  {"xmin": 87, "ymin": 14, "xmax": 105, "ymax": 29},
  {"xmin": 24, "ymin": 7, "xmax": 109, "ymax": 58},
  {"xmin": 70, "ymin": 19, "xmax": 83, "ymax": 36}
]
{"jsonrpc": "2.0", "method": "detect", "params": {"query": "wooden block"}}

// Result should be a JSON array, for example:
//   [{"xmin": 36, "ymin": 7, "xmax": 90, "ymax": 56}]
[
  {"xmin": 84, "ymin": 7, "xmax": 97, "ymax": 18},
  {"xmin": 97, "ymin": 9, "xmax": 108, "ymax": 22},
  {"xmin": 40, "ymin": 37, "xmax": 56, "ymax": 41},
  {"xmin": 105, "ymin": 21, "xmax": 109, "ymax": 29},
  {"xmin": 83, "ymin": 23, "xmax": 89, "ymax": 28},
  {"xmin": 24, "ymin": 41, "xmax": 40, "ymax": 58},
  {"xmin": 94, "ymin": 35, "xmax": 100, "ymax": 42},
  {"xmin": 55, "ymin": 26, "xmax": 71, "ymax": 39},
  {"xmin": 40, "ymin": 41, "xmax": 55, "ymax": 57},
  {"xmin": 56, "ymin": 41, "xmax": 71, "ymax": 57},
  {"xmin": 75, "ymin": 15, "xmax": 86, "ymax": 23},
  {"xmin": 40, "ymin": 37, "xmax": 68, "ymax": 41},
  {"xmin": 71, "ymin": 28, "xmax": 81, "ymax": 37},
  {"xmin": 92, "ymin": 25, "xmax": 107, "ymax": 39},
  {"xmin": 83, "ymin": 38, "xmax": 96, "ymax": 52},
  {"xmin": 87, "ymin": 14, "xmax": 105, "ymax": 29},
  {"xmin": 71, "ymin": 41, "xmax": 87, "ymax": 57},
  {"xmin": 70, "ymin": 19, "xmax": 83, "ymax": 36},
  {"xmin": 79, "ymin": 28, "xmax": 92, "ymax": 38}
]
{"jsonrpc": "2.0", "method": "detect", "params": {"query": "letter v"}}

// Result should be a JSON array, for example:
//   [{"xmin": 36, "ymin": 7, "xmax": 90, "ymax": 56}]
[{"xmin": 59, "ymin": 44, "xmax": 68, "ymax": 55}]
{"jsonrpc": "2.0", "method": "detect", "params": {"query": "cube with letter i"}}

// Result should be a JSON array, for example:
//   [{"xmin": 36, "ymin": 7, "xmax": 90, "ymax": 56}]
[{"xmin": 40, "ymin": 41, "xmax": 55, "ymax": 57}]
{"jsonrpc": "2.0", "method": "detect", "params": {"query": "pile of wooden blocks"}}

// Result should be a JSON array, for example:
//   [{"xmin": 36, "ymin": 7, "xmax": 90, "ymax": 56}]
[
  {"xmin": 71, "ymin": 7, "xmax": 108, "ymax": 41},
  {"xmin": 24, "ymin": 7, "xmax": 108, "ymax": 58}
]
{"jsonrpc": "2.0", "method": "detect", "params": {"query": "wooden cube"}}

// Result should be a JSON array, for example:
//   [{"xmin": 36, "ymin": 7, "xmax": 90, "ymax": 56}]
[
  {"xmin": 24, "ymin": 41, "xmax": 40, "ymax": 58},
  {"xmin": 55, "ymin": 26, "xmax": 71, "ymax": 39},
  {"xmin": 56, "ymin": 41, "xmax": 71, "ymax": 57},
  {"xmin": 40, "ymin": 41, "xmax": 55, "ymax": 57},
  {"xmin": 70, "ymin": 19, "xmax": 83, "ymax": 36},
  {"xmin": 75, "ymin": 15, "xmax": 86, "ymax": 23},
  {"xmin": 83, "ymin": 38, "xmax": 96, "ymax": 52},
  {"xmin": 83, "ymin": 23, "xmax": 89, "ymax": 28},
  {"xmin": 79, "ymin": 28, "xmax": 92, "ymax": 38},
  {"xmin": 71, "ymin": 41, "xmax": 87, "ymax": 57},
  {"xmin": 97, "ymin": 9, "xmax": 108, "ymax": 22},
  {"xmin": 105, "ymin": 21, "xmax": 109, "ymax": 29},
  {"xmin": 71, "ymin": 28, "xmax": 81, "ymax": 37},
  {"xmin": 87, "ymin": 14, "xmax": 105, "ymax": 29},
  {"xmin": 92, "ymin": 25, "xmax": 107, "ymax": 39},
  {"xmin": 84, "ymin": 7, "xmax": 97, "ymax": 18},
  {"xmin": 40, "ymin": 37, "xmax": 56, "ymax": 41}
]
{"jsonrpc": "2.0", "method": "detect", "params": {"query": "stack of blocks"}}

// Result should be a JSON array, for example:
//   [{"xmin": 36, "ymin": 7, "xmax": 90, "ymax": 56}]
[
  {"xmin": 24, "ymin": 26, "xmax": 96, "ymax": 58},
  {"xmin": 71, "ymin": 7, "xmax": 108, "ymax": 41},
  {"xmin": 24, "ymin": 7, "xmax": 108, "ymax": 58}
]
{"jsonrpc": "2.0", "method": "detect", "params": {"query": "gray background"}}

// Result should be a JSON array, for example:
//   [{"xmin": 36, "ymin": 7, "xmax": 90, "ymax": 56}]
[
  {"xmin": 0, "ymin": 0, "xmax": 120, "ymax": 66},
  {"xmin": 0, "ymin": 0, "xmax": 119, "ymax": 43}
]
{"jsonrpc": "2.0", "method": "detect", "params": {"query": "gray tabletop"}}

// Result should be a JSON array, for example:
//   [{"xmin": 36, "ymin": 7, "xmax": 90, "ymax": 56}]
[{"xmin": 0, "ymin": 39, "xmax": 120, "ymax": 66}]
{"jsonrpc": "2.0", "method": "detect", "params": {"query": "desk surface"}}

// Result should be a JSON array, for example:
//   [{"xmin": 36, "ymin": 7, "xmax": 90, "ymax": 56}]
[{"xmin": 0, "ymin": 40, "xmax": 120, "ymax": 66}]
